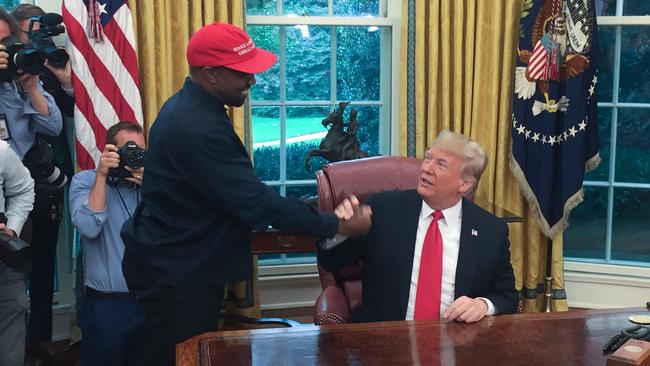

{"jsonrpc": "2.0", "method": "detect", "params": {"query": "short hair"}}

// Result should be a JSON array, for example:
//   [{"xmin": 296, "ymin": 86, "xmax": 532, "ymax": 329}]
[
  {"xmin": 430, "ymin": 130, "xmax": 488, "ymax": 195},
  {"xmin": 0, "ymin": 7, "xmax": 20, "ymax": 37},
  {"xmin": 105, "ymin": 121, "xmax": 144, "ymax": 146},
  {"xmin": 10, "ymin": 4, "xmax": 44, "ymax": 23}
]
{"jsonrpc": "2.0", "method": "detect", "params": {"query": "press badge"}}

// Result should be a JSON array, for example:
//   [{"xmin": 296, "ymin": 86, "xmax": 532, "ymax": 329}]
[{"xmin": 0, "ymin": 114, "xmax": 10, "ymax": 141}]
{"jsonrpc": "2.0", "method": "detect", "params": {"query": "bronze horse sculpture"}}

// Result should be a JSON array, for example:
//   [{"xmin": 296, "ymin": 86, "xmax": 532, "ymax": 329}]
[{"xmin": 305, "ymin": 102, "xmax": 368, "ymax": 172}]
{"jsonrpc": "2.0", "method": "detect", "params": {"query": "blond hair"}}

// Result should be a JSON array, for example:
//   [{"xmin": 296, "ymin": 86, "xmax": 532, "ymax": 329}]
[{"xmin": 430, "ymin": 130, "xmax": 487, "ymax": 195}]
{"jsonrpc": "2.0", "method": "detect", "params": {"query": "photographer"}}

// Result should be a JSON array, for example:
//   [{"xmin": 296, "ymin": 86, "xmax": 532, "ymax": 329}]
[
  {"xmin": 0, "ymin": 139, "xmax": 35, "ymax": 366},
  {"xmin": 5, "ymin": 5, "xmax": 72, "ymax": 347},
  {"xmin": 69, "ymin": 121, "xmax": 145, "ymax": 366}
]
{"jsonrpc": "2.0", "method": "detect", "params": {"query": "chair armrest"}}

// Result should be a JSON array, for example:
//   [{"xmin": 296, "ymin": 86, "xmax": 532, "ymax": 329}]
[{"xmin": 314, "ymin": 285, "xmax": 351, "ymax": 325}]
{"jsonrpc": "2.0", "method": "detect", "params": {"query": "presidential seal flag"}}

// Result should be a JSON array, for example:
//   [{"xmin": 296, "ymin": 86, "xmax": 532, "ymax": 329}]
[{"xmin": 510, "ymin": 0, "xmax": 600, "ymax": 238}]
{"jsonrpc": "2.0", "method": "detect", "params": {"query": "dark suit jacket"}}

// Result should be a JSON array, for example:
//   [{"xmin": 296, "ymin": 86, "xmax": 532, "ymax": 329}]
[{"xmin": 317, "ymin": 189, "xmax": 518, "ymax": 322}]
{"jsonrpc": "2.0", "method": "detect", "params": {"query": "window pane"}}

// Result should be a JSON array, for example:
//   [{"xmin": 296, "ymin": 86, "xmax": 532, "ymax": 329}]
[
  {"xmin": 564, "ymin": 186, "xmax": 607, "ymax": 260},
  {"xmin": 246, "ymin": 0, "xmax": 278, "ymax": 15},
  {"xmin": 585, "ymin": 108, "xmax": 611, "ymax": 181},
  {"xmin": 618, "ymin": 26, "xmax": 650, "ymax": 103},
  {"xmin": 337, "ymin": 26, "xmax": 382, "ymax": 101},
  {"xmin": 249, "ymin": 25, "xmax": 280, "ymax": 101},
  {"xmin": 334, "ymin": 0, "xmax": 380, "ymax": 16},
  {"xmin": 284, "ymin": 0, "xmax": 327, "ymax": 16},
  {"xmin": 252, "ymin": 107, "xmax": 281, "ymax": 181},
  {"xmin": 611, "ymin": 188, "xmax": 650, "ymax": 262},
  {"xmin": 286, "ymin": 26, "xmax": 331, "ymax": 100},
  {"xmin": 597, "ymin": 26, "xmax": 615, "ymax": 103},
  {"xmin": 614, "ymin": 108, "xmax": 650, "ymax": 184},
  {"xmin": 623, "ymin": 0, "xmax": 650, "ymax": 15},
  {"xmin": 286, "ymin": 106, "xmax": 331, "ymax": 180},
  {"xmin": 595, "ymin": 0, "xmax": 617, "ymax": 15},
  {"xmin": 353, "ymin": 105, "xmax": 381, "ymax": 156}
]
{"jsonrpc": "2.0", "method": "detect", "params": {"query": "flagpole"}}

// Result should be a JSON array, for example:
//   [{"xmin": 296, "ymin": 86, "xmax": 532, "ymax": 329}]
[{"xmin": 544, "ymin": 238, "xmax": 553, "ymax": 312}]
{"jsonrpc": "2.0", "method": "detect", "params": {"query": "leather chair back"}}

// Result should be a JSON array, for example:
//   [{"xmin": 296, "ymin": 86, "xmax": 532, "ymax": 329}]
[{"xmin": 314, "ymin": 156, "xmax": 422, "ymax": 324}]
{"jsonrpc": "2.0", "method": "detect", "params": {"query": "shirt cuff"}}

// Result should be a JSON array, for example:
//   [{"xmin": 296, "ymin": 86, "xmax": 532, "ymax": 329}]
[
  {"xmin": 319, "ymin": 234, "xmax": 348, "ymax": 250},
  {"xmin": 477, "ymin": 297, "xmax": 496, "ymax": 316},
  {"xmin": 62, "ymin": 85, "xmax": 74, "ymax": 96}
]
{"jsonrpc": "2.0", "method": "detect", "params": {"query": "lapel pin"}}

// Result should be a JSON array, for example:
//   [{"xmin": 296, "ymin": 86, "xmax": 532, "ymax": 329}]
[{"xmin": 471, "ymin": 229, "xmax": 478, "ymax": 237}]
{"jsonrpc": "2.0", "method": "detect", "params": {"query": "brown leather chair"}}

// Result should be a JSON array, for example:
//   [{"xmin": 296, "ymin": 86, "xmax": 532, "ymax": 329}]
[{"xmin": 313, "ymin": 156, "xmax": 423, "ymax": 324}]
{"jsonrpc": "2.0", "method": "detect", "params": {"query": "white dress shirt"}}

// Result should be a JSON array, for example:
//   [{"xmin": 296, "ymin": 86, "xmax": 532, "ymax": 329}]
[{"xmin": 405, "ymin": 199, "xmax": 495, "ymax": 320}]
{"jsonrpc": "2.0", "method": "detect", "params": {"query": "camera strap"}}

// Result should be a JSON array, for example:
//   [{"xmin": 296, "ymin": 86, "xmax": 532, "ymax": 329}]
[{"xmin": 112, "ymin": 184, "xmax": 139, "ymax": 219}]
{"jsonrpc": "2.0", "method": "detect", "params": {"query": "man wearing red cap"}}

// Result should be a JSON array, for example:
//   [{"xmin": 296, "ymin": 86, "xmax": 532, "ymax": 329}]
[{"xmin": 120, "ymin": 22, "xmax": 371, "ymax": 365}]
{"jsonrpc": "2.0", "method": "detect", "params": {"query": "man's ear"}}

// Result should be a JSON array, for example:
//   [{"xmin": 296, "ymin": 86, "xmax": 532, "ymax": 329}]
[
  {"xmin": 458, "ymin": 176, "xmax": 475, "ymax": 195},
  {"xmin": 202, "ymin": 67, "xmax": 218, "ymax": 84}
]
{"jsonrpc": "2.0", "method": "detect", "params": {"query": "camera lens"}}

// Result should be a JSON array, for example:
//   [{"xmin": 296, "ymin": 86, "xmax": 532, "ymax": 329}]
[
  {"xmin": 45, "ymin": 48, "xmax": 69, "ymax": 68},
  {"xmin": 15, "ymin": 49, "xmax": 45, "ymax": 75}
]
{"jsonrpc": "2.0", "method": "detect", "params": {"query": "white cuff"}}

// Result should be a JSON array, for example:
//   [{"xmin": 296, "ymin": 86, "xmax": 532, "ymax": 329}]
[
  {"xmin": 319, "ymin": 234, "xmax": 348, "ymax": 250},
  {"xmin": 477, "ymin": 297, "xmax": 496, "ymax": 316}
]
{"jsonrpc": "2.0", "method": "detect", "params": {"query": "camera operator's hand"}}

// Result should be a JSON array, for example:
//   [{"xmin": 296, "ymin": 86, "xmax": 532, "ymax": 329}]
[
  {"xmin": 97, "ymin": 144, "xmax": 120, "ymax": 178},
  {"xmin": 0, "ymin": 223, "xmax": 16, "ymax": 237},
  {"xmin": 16, "ymin": 73, "xmax": 51, "ymax": 116},
  {"xmin": 0, "ymin": 44, "xmax": 8, "ymax": 71},
  {"xmin": 124, "ymin": 166, "xmax": 144, "ymax": 186},
  {"xmin": 44, "ymin": 58, "xmax": 73, "ymax": 91}
]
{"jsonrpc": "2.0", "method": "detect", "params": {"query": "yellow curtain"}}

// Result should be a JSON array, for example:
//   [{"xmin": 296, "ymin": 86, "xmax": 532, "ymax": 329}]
[
  {"xmin": 399, "ymin": 0, "xmax": 568, "ymax": 312},
  {"xmin": 129, "ymin": 0, "xmax": 262, "ymax": 320}
]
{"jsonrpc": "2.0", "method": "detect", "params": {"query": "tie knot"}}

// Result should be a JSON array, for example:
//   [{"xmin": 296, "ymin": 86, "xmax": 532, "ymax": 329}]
[{"xmin": 432, "ymin": 210, "xmax": 444, "ymax": 222}]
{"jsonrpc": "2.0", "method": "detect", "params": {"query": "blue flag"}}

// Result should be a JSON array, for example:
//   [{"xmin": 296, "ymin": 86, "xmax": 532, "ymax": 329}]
[{"xmin": 510, "ymin": 0, "xmax": 600, "ymax": 238}]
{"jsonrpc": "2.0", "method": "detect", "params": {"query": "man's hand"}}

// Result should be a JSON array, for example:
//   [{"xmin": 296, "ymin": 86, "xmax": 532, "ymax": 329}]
[
  {"xmin": 16, "ymin": 72, "xmax": 41, "ymax": 93},
  {"xmin": 124, "ymin": 166, "xmax": 144, "ymax": 186},
  {"xmin": 443, "ymin": 296, "xmax": 489, "ymax": 323},
  {"xmin": 97, "ymin": 144, "xmax": 120, "ymax": 178},
  {"xmin": 335, "ymin": 195, "xmax": 372, "ymax": 237},
  {"xmin": 0, "ymin": 44, "xmax": 8, "ymax": 71},
  {"xmin": 44, "ymin": 58, "xmax": 73, "ymax": 90},
  {"xmin": 0, "ymin": 223, "xmax": 16, "ymax": 237}
]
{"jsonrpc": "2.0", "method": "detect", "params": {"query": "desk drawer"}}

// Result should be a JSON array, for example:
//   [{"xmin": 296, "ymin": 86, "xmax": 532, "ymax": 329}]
[{"xmin": 251, "ymin": 231, "xmax": 318, "ymax": 255}]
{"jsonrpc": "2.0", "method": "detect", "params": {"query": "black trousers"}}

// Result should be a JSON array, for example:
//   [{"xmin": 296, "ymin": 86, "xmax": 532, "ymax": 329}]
[
  {"xmin": 26, "ymin": 190, "xmax": 63, "ymax": 345},
  {"xmin": 133, "ymin": 285, "xmax": 225, "ymax": 366}
]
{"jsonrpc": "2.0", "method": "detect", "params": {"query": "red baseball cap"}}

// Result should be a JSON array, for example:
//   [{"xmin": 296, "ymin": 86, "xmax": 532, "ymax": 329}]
[{"xmin": 186, "ymin": 22, "xmax": 277, "ymax": 74}]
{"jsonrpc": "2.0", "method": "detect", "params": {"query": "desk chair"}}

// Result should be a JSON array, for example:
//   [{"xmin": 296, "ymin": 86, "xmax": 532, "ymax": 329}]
[{"xmin": 314, "ymin": 156, "xmax": 423, "ymax": 324}]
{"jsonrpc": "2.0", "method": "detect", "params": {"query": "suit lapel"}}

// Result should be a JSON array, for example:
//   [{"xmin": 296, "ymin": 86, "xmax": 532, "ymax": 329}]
[
  {"xmin": 455, "ymin": 199, "xmax": 479, "ymax": 298},
  {"xmin": 396, "ymin": 190, "xmax": 423, "ymax": 317}
]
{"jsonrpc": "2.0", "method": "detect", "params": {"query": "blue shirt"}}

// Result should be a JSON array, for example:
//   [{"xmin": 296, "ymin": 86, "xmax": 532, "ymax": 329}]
[
  {"xmin": 0, "ymin": 80, "xmax": 63, "ymax": 159},
  {"xmin": 69, "ymin": 170, "xmax": 139, "ymax": 292}
]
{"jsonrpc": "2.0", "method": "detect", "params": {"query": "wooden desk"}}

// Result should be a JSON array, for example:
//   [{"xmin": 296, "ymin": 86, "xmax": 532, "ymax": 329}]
[{"xmin": 178, "ymin": 308, "xmax": 647, "ymax": 365}]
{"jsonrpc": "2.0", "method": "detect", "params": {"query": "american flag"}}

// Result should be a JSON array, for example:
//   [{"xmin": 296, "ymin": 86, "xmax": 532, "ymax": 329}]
[{"xmin": 62, "ymin": 0, "xmax": 143, "ymax": 170}]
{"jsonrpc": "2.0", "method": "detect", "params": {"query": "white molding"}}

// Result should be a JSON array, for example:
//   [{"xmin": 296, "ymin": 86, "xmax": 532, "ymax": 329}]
[
  {"xmin": 565, "ymin": 261, "xmax": 650, "ymax": 309},
  {"xmin": 259, "ymin": 273, "xmax": 322, "ymax": 310},
  {"xmin": 597, "ymin": 16, "xmax": 650, "ymax": 25}
]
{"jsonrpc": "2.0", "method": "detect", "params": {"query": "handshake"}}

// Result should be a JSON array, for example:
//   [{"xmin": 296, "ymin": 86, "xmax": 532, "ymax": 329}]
[{"xmin": 335, "ymin": 195, "xmax": 372, "ymax": 237}]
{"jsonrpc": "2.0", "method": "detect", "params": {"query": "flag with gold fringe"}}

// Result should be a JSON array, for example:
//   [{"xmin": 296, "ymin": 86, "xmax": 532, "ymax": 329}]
[{"xmin": 510, "ymin": 0, "xmax": 600, "ymax": 238}]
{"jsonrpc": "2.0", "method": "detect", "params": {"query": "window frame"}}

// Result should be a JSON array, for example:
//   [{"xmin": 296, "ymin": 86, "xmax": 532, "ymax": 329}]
[
  {"xmin": 565, "ymin": 11, "xmax": 650, "ymax": 268},
  {"xmin": 247, "ymin": 1, "xmax": 402, "ymax": 270}
]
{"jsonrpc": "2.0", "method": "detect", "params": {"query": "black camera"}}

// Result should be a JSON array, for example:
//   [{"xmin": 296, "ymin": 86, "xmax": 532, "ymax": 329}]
[
  {"xmin": 22, "ymin": 138, "xmax": 68, "ymax": 190},
  {"xmin": 109, "ymin": 141, "xmax": 146, "ymax": 178},
  {"xmin": 0, "ymin": 13, "xmax": 69, "ymax": 82}
]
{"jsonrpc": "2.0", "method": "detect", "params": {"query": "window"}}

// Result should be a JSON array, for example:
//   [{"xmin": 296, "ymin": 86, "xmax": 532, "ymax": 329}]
[
  {"xmin": 246, "ymin": 1, "xmax": 400, "ymax": 266},
  {"xmin": 564, "ymin": 1, "xmax": 650, "ymax": 265}
]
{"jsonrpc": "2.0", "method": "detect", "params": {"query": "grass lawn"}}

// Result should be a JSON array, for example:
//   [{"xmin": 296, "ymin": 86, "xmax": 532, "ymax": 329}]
[{"xmin": 252, "ymin": 117, "xmax": 325, "ymax": 143}]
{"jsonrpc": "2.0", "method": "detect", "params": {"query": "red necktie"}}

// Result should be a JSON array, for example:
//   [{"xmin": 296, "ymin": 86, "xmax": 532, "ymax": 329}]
[{"xmin": 414, "ymin": 210, "xmax": 444, "ymax": 320}]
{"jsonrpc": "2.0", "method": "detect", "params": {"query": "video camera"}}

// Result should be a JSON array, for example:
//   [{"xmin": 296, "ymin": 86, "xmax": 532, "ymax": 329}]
[
  {"xmin": 109, "ymin": 141, "xmax": 146, "ymax": 178},
  {"xmin": 0, "ymin": 12, "xmax": 69, "ymax": 82}
]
